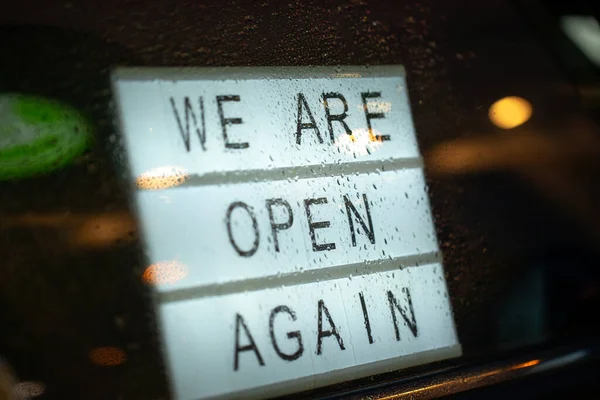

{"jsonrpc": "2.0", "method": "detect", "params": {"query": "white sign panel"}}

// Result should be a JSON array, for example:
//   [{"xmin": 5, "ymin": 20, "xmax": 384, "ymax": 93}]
[
  {"xmin": 113, "ymin": 68, "xmax": 419, "ymax": 179},
  {"xmin": 161, "ymin": 264, "xmax": 457, "ymax": 400},
  {"xmin": 136, "ymin": 168, "xmax": 438, "ymax": 292},
  {"xmin": 111, "ymin": 66, "xmax": 461, "ymax": 400}
]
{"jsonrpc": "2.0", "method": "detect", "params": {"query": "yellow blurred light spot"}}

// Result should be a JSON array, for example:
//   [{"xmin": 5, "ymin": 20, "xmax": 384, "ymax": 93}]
[
  {"xmin": 335, "ymin": 128, "xmax": 384, "ymax": 156},
  {"xmin": 14, "ymin": 381, "xmax": 46, "ymax": 397},
  {"xmin": 142, "ymin": 261, "xmax": 188, "ymax": 285},
  {"xmin": 89, "ymin": 347, "xmax": 127, "ymax": 366},
  {"xmin": 136, "ymin": 166, "xmax": 189, "ymax": 190},
  {"xmin": 489, "ymin": 96, "xmax": 532, "ymax": 129}
]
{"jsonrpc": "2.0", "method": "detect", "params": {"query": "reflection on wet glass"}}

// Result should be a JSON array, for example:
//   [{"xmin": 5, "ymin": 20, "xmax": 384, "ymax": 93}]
[
  {"xmin": 426, "ymin": 120, "xmax": 600, "ymax": 244},
  {"xmin": 334, "ymin": 128, "xmax": 384, "ymax": 156},
  {"xmin": 5, "ymin": 213, "xmax": 136, "ymax": 248},
  {"xmin": 136, "ymin": 166, "xmax": 190, "ymax": 190},
  {"xmin": 74, "ymin": 213, "xmax": 136, "ymax": 248},
  {"xmin": 142, "ymin": 261, "xmax": 188, "ymax": 285},
  {"xmin": 561, "ymin": 16, "xmax": 600, "ymax": 67},
  {"xmin": 509, "ymin": 359, "xmax": 540, "ymax": 370},
  {"xmin": 0, "ymin": 360, "xmax": 17, "ymax": 400},
  {"xmin": 89, "ymin": 347, "xmax": 127, "ymax": 366},
  {"xmin": 461, "ymin": 359, "xmax": 540, "ymax": 382},
  {"xmin": 488, "ymin": 96, "xmax": 532, "ymax": 129},
  {"xmin": 0, "ymin": 94, "xmax": 91, "ymax": 180},
  {"xmin": 14, "ymin": 381, "xmax": 45, "ymax": 398}
]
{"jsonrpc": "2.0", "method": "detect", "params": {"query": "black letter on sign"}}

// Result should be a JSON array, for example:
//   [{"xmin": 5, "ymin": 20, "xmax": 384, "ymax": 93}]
[
  {"xmin": 295, "ymin": 93, "xmax": 323, "ymax": 145},
  {"xmin": 217, "ymin": 95, "xmax": 249, "ymax": 149},
  {"xmin": 234, "ymin": 313, "xmax": 265, "ymax": 371},
  {"xmin": 316, "ymin": 299, "xmax": 345, "ymax": 355},
  {"xmin": 387, "ymin": 288, "xmax": 418, "ymax": 341},
  {"xmin": 226, "ymin": 202, "xmax": 259, "ymax": 257},
  {"xmin": 359, "ymin": 292, "xmax": 374, "ymax": 344},
  {"xmin": 269, "ymin": 306, "xmax": 304, "ymax": 361},
  {"xmin": 304, "ymin": 198, "xmax": 336, "ymax": 252},
  {"xmin": 265, "ymin": 199, "xmax": 294, "ymax": 253},
  {"xmin": 170, "ymin": 96, "xmax": 206, "ymax": 152},
  {"xmin": 344, "ymin": 194, "xmax": 375, "ymax": 246},
  {"xmin": 323, "ymin": 92, "xmax": 352, "ymax": 141},
  {"xmin": 361, "ymin": 92, "xmax": 390, "ymax": 141}
]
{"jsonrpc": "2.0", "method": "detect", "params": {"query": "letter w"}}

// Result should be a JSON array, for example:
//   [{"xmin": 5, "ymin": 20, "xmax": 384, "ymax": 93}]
[{"xmin": 170, "ymin": 96, "xmax": 206, "ymax": 152}]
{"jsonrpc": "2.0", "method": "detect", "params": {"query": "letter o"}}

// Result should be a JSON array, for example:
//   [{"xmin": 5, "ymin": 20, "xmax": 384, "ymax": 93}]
[{"xmin": 226, "ymin": 202, "xmax": 260, "ymax": 257}]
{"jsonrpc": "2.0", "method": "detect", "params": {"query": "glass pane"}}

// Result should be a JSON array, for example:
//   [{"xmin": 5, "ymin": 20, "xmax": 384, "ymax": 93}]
[{"xmin": 1, "ymin": 0, "xmax": 598, "ymax": 398}]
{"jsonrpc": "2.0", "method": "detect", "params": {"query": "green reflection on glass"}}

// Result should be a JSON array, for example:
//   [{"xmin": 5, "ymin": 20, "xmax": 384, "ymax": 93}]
[{"xmin": 0, "ymin": 94, "xmax": 91, "ymax": 180}]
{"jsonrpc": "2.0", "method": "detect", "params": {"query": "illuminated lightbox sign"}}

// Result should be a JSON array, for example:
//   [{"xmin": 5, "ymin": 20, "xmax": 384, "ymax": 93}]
[{"xmin": 111, "ymin": 66, "xmax": 461, "ymax": 400}]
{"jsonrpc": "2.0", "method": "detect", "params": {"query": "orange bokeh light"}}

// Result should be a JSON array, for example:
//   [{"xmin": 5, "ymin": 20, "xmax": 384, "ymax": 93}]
[
  {"xmin": 142, "ymin": 261, "xmax": 188, "ymax": 285},
  {"xmin": 89, "ymin": 347, "xmax": 127, "ymax": 366},
  {"xmin": 489, "ymin": 96, "xmax": 532, "ymax": 129},
  {"xmin": 136, "ymin": 166, "xmax": 190, "ymax": 190}
]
